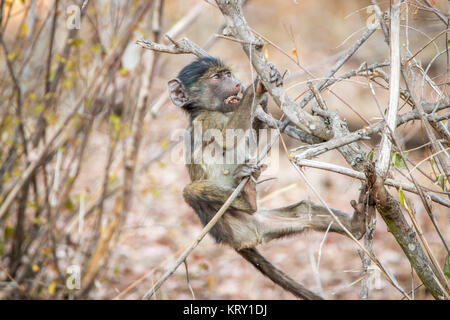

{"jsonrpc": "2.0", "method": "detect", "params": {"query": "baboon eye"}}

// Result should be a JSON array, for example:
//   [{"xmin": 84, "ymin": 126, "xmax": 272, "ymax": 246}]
[
  {"xmin": 224, "ymin": 71, "xmax": 231, "ymax": 77},
  {"xmin": 211, "ymin": 73, "xmax": 220, "ymax": 79}
]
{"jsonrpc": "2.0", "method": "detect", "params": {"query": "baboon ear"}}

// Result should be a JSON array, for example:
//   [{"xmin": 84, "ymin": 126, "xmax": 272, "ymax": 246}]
[{"xmin": 168, "ymin": 78, "xmax": 189, "ymax": 108}]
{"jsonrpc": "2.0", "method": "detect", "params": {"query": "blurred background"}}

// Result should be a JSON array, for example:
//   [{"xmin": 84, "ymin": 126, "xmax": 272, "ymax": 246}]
[{"xmin": 0, "ymin": 0, "xmax": 448, "ymax": 299}]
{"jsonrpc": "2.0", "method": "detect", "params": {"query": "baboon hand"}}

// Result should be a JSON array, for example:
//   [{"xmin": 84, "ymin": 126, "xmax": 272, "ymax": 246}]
[
  {"xmin": 233, "ymin": 162, "xmax": 267, "ymax": 184},
  {"xmin": 268, "ymin": 62, "xmax": 283, "ymax": 87},
  {"xmin": 349, "ymin": 194, "xmax": 374, "ymax": 240},
  {"xmin": 253, "ymin": 63, "xmax": 283, "ymax": 95}
]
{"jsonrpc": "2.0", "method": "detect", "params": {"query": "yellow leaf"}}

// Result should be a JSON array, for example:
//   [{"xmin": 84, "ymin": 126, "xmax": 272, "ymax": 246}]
[
  {"xmin": 169, "ymin": 228, "xmax": 177, "ymax": 237},
  {"xmin": 160, "ymin": 138, "xmax": 169, "ymax": 149},
  {"xmin": 19, "ymin": 23, "xmax": 28, "ymax": 38},
  {"xmin": 91, "ymin": 43, "xmax": 102, "ymax": 53},
  {"xmin": 150, "ymin": 187, "xmax": 159, "ymax": 198},
  {"xmin": 264, "ymin": 47, "xmax": 269, "ymax": 60},
  {"xmin": 48, "ymin": 281, "xmax": 57, "ymax": 295},
  {"xmin": 292, "ymin": 48, "xmax": 297, "ymax": 57},
  {"xmin": 157, "ymin": 161, "xmax": 166, "ymax": 169},
  {"xmin": 119, "ymin": 67, "xmax": 129, "ymax": 77},
  {"xmin": 109, "ymin": 113, "xmax": 120, "ymax": 127},
  {"xmin": 28, "ymin": 92, "xmax": 37, "ymax": 101},
  {"xmin": 113, "ymin": 196, "xmax": 123, "ymax": 214},
  {"xmin": 85, "ymin": 98, "xmax": 93, "ymax": 108},
  {"xmin": 27, "ymin": 201, "xmax": 38, "ymax": 210},
  {"xmin": 44, "ymin": 92, "xmax": 54, "ymax": 100},
  {"xmin": 7, "ymin": 50, "xmax": 18, "ymax": 61},
  {"xmin": 81, "ymin": 52, "xmax": 90, "ymax": 62},
  {"xmin": 44, "ymin": 111, "xmax": 57, "ymax": 125},
  {"xmin": 31, "ymin": 217, "xmax": 42, "ymax": 225},
  {"xmin": 207, "ymin": 275, "xmax": 214, "ymax": 288},
  {"xmin": 32, "ymin": 264, "xmax": 40, "ymax": 272},
  {"xmin": 63, "ymin": 79, "xmax": 72, "ymax": 89},
  {"xmin": 12, "ymin": 168, "xmax": 21, "ymax": 178},
  {"xmin": 68, "ymin": 38, "xmax": 83, "ymax": 47},
  {"xmin": 108, "ymin": 174, "xmax": 118, "ymax": 184},
  {"xmin": 170, "ymin": 185, "xmax": 179, "ymax": 194},
  {"xmin": 54, "ymin": 53, "xmax": 66, "ymax": 63},
  {"xmin": 66, "ymin": 60, "xmax": 74, "ymax": 70},
  {"xmin": 33, "ymin": 103, "xmax": 44, "ymax": 114}
]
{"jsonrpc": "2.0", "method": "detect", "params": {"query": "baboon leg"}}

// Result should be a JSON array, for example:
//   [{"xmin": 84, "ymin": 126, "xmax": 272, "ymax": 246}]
[{"xmin": 248, "ymin": 200, "xmax": 365, "ymax": 246}]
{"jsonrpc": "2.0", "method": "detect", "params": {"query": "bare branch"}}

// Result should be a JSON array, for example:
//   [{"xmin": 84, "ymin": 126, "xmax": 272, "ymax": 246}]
[
  {"xmin": 365, "ymin": 163, "xmax": 448, "ymax": 300},
  {"xmin": 376, "ymin": 1, "xmax": 401, "ymax": 178},
  {"xmin": 291, "ymin": 162, "xmax": 410, "ymax": 299},
  {"xmin": 215, "ymin": 0, "xmax": 326, "ymax": 136},
  {"xmin": 136, "ymin": 37, "xmax": 210, "ymax": 58},
  {"xmin": 295, "ymin": 159, "xmax": 450, "ymax": 208}
]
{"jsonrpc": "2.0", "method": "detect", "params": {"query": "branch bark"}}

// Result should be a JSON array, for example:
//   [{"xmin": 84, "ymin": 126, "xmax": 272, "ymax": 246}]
[
  {"xmin": 365, "ymin": 163, "xmax": 446, "ymax": 300},
  {"xmin": 376, "ymin": 0, "xmax": 401, "ymax": 178}
]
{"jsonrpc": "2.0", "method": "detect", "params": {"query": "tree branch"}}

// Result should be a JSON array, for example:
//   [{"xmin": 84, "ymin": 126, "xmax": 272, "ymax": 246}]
[
  {"xmin": 376, "ymin": 1, "xmax": 401, "ymax": 178},
  {"xmin": 295, "ymin": 159, "xmax": 450, "ymax": 208}
]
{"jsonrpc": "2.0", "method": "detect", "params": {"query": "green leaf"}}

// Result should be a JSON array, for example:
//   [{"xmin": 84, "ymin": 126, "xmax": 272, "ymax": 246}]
[
  {"xmin": 85, "ymin": 98, "xmax": 93, "ymax": 109},
  {"xmin": 398, "ymin": 187, "xmax": 407, "ymax": 209},
  {"xmin": 0, "ymin": 239, "xmax": 4, "ymax": 255},
  {"xmin": 150, "ymin": 187, "xmax": 159, "ymax": 198},
  {"xmin": 444, "ymin": 254, "xmax": 450, "ymax": 279},
  {"xmin": 68, "ymin": 38, "xmax": 83, "ymax": 47},
  {"xmin": 392, "ymin": 151, "xmax": 406, "ymax": 169},
  {"xmin": 64, "ymin": 198, "xmax": 75, "ymax": 211},
  {"xmin": 31, "ymin": 217, "xmax": 42, "ymax": 225},
  {"xmin": 27, "ymin": 201, "xmax": 39, "ymax": 210},
  {"xmin": 4, "ymin": 225, "xmax": 13, "ymax": 240},
  {"xmin": 437, "ymin": 174, "xmax": 445, "ymax": 191},
  {"xmin": 113, "ymin": 265, "xmax": 120, "ymax": 275},
  {"xmin": 367, "ymin": 149, "xmax": 374, "ymax": 161},
  {"xmin": 108, "ymin": 174, "xmax": 118, "ymax": 184}
]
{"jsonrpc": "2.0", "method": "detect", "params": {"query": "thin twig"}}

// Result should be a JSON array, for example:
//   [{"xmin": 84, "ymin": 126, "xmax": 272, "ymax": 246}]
[{"xmin": 184, "ymin": 260, "xmax": 196, "ymax": 300}]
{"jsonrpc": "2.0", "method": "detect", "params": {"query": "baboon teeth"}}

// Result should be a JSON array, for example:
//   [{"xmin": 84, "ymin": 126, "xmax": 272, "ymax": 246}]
[{"xmin": 224, "ymin": 93, "xmax": 242, "ymax": 104}]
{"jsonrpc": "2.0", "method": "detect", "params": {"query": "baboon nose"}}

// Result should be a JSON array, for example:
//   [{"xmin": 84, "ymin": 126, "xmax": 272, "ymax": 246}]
[{"xmin": 235, "ymin": 83, "xmax": 241, "ymax": 91}]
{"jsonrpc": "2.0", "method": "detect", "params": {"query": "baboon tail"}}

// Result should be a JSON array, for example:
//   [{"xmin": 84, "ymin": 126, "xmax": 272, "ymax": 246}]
[{"xmin": 237, "ymin": 247, "xmax": 324, "ymax": 300}]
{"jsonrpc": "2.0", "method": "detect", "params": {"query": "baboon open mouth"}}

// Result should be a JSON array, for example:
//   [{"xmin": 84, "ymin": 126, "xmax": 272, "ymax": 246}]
[{"xmin": 224, "ymin": 92, "xmax": 243, "ymax": 105}]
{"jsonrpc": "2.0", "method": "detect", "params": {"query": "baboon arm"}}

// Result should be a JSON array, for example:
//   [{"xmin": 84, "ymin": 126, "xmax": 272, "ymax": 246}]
[
  {"xmin": 223, "ymin": 81, "xmax": 262, "ymax": 133},
  {"xmin": 193, "ymin": 112, "xmax": 247, "ymax": 152}
]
